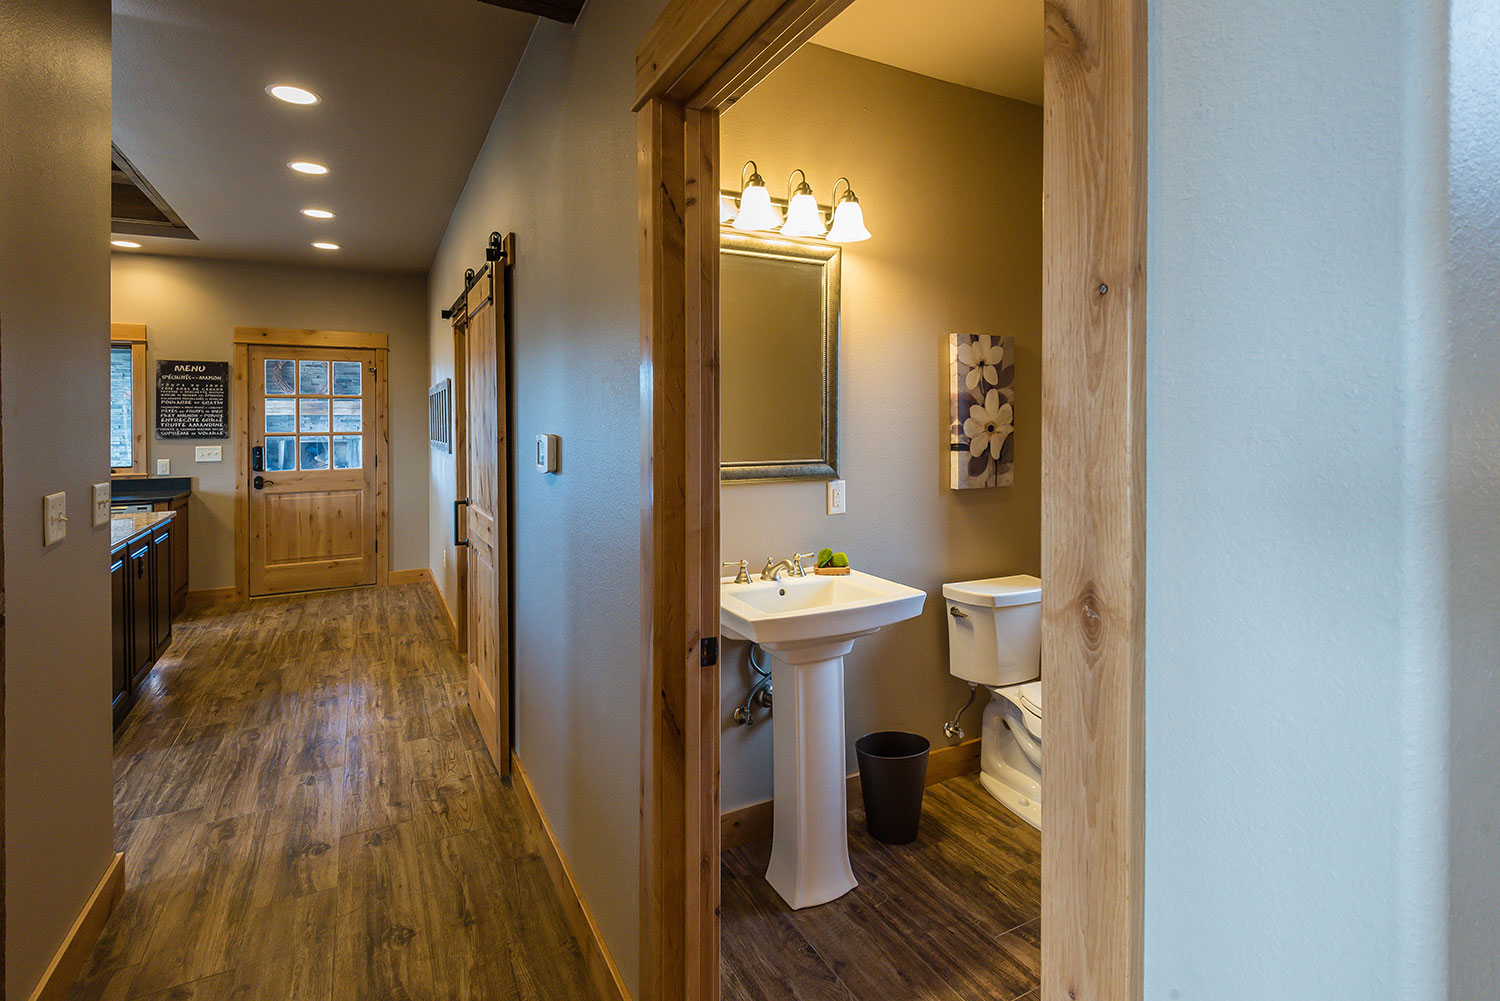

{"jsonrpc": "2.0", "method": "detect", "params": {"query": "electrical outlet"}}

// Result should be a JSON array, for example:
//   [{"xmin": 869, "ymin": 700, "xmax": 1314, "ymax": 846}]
[
  {"xmin": 92, "ymin": 482, "xmax": 111, "ymax": 528},
  {"xmin": 826, "ymin": 479, "xmax": 846, "ymax": 515},
  {"xmin": 43, "ymin": 492, "xmax": 67, "ymax": 546},
  {"xmin": 156, "ymin": 458, "xmax": 171, "ymax": 475},
  {"xmin": 195, "ymin": 445, "xmax": 222, "ymax": 462}
]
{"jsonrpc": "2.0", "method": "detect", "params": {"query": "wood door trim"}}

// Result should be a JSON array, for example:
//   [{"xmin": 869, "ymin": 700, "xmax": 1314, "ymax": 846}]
[
  {"xmin": 108, "ymin": 322, "xmax": 147, "ymax": 343},
  {"xmin": 235, "ymin": 343, "xmax": 389, "ymax": 599},
  {"xmin": 233, "ymin": 326, "xmax": 388, "ymax": 350},
  {"xmin": 634, "ymin": 0, "xmax": 1148, "ymax": 998}
]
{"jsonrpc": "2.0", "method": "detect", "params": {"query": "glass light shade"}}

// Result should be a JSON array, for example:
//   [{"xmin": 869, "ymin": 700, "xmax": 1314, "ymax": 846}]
[
  {"xmin": 719, "ymin": 193, "xmax": 739, "ymax": 224},
  {"xmin": 780, "ymin": 190, "xmax": 827, "ymax": 237},
  {"xmin": 733, "ymin": 183, "xmax": 781, "ymax": 231},
  {"xmin": 825, "ymin": 198, "xmax": 871, "ymax": 243}
]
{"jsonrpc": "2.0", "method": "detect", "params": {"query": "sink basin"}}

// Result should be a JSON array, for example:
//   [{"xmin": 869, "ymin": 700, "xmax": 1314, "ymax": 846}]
[
  {"xmin": 720, "ymin": 568, "xmax": 926, "ymax": 909},
  {"xmin": 720, "ymin": 570, "xmax": 926, "ymax": 651}
]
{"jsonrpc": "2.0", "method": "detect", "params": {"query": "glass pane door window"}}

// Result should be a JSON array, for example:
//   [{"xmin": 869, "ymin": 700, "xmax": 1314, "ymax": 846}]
[{"xmin": 263, "ymin": 357, "xmax": 364, "ymax": 470}]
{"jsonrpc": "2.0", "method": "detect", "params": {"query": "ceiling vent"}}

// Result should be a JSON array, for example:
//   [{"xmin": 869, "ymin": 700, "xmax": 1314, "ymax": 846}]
[{"xmin": 112, "ymin": 144, "xmax": 197, "ymax": 240}]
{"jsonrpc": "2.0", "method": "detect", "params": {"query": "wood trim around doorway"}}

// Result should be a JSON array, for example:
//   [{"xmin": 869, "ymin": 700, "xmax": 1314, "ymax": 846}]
[
  {"xmin": 633, "ymin": 1, "xmax": 1148, "ymax": 1000},
  {"xmin": 232, "ymin": 329, "xmax": 391, "ymax": 599}
]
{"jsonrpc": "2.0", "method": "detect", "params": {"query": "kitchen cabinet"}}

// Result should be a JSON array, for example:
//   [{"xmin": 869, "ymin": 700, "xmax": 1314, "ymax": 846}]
[{"xmin": 111, "ymin": 511, "xmax": 177, "ymax": 728}]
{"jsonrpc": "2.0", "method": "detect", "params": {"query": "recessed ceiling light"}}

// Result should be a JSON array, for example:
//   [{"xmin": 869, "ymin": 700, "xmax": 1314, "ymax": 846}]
[
  {"xmin": 111, "ymin": 239, "xmax": 142, "ymax": 249},
  {"xmin": 312, "ymin": 241, "xmax": 340, "ymax": 251},
  {"xmin": 288, "ymin": 161, "xmax": 329, "ymax": 175},
  {"xmin": 301, "ymin": 208, "xmax": 335, "ymax": 219},
  {"xmin": 267, "ymin": 84, "xmax": 320, "ymax": 105}
]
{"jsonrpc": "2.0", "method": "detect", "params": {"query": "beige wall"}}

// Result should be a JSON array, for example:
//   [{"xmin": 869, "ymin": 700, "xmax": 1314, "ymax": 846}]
[
  {"xmin": 110, "ymin": 255, "xmax": 431, "ymax": 589},
  {"xmin": 719, "ymin": 46, "xmax": 1043, "ymax": 809},
  {"xmin": 0, "ymin": 0, "xmax": 115, "ymax": 996},
  {"xmin": 426, "ymin": 0, "xmax": 668, "ymax": 992}
]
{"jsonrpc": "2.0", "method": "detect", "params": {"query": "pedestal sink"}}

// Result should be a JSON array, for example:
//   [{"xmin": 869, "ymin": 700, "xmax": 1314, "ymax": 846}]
[{"xmin": 721, "ymin": 569, "xmax": 926, "ymax": 909}]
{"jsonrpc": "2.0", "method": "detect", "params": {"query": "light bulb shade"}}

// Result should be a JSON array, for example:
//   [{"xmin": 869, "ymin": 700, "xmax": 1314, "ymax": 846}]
[
  {"xmin": 720, "ymin": 193, "xmax": 739, "ymax": 224},
  {"xmin": 733, "ymin": 183, "xmax": 781, "ymax": 231},
  {"xmin": 780, "ymin": 191, "xmax": 827, "ymax": 237},
  {"xmin": 825, "ymin": 198, "xmax": 871, "ymax": 243}
]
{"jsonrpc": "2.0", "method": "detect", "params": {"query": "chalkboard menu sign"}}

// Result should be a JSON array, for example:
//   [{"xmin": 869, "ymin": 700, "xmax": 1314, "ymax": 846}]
[{"xmin": 156, "ymin": 360, "xmax": 229, "ymax": 439}]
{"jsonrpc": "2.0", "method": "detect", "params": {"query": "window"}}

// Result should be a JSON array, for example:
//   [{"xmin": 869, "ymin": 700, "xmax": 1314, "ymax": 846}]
[
  {"xmin": 110, "ymin": 323, "xmax": 148, "ymax": 474},
  {"xmin": 261, "ymin": 357, "xmax": 363, "ymax": 471}
]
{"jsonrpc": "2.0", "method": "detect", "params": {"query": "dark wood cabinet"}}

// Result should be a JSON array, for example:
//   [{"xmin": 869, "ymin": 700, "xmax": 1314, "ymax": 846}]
[
  {"xmin": 112, "ymin": 513, "xmax": 179, "ymax": 729},
  {"xmin": 153, "ymin": 496, "xmax": 190, "ymax": 615}
]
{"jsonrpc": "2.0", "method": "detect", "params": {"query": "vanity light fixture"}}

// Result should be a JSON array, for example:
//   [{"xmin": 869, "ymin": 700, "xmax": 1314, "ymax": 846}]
[
  {"xmin": 301, "ymin": 208, "xmax": 335, "ymax": 219},
  {"xmin": 288, "ymin": 160, "xmax": 329, "ymax": 175},
  {"xmin": 780, "ymin": 169, "xmax": 827, "ymax": 238},
  {"xmin": 720, "ymin": 193, "xmax": 739, "ymax": 224},
  {"xmin": 110, "ymin": 239, "xmax": 142, "ymax": 249},
  {"xmin": 732, "ymin": 161, "xmax": 781, "ymax": 231},
  {"xmin": 311, "ymin": 241, "xmax": 340, "ymax": 251},
  {"xmin": 266, "ymin": 84, "xmax": 320, "ymax": 106},
  {"xmin": 824, "ymin": 177, "xmax": 871, "ymax": 243}
]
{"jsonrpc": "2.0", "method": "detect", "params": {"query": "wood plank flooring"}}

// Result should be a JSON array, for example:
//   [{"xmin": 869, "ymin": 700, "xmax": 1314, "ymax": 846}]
[
  {"xmin": 68, "ymin": 583, "xmax": 600, "ymax": 1001},
  {"xmin": 721, "ymin": 774, "xmax": 1041, "ymax": 1001}
]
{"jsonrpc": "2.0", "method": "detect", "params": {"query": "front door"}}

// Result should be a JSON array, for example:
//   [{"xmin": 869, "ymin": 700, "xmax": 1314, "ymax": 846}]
[
  {"xmin": 247, "ymin": 345, "xmax": 380, "ymax": 595},
  {"xmin": 458, "ymin": 271, "xmax": 509, "ymax": 775}
]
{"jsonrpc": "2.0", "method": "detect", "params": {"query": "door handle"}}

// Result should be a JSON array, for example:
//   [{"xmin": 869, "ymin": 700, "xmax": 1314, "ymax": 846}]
[
  {"xmin": 454, "ymin": 498, "xmax": 471, "ymax": 547},
  {"xmin": 253, "ymin": 476, "xmax": 276, "ymax": 490}
]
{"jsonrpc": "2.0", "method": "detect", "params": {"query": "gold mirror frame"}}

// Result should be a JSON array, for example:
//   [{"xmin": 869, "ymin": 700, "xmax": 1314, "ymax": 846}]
[{"xmin": 718, "ymin": 228, "xmax": 840, "ymax": 482}]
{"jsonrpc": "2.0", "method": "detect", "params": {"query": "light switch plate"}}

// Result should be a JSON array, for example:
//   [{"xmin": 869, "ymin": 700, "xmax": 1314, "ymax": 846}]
[
  {"xmin": 195, "ymin": 445, "xmax": 222, "ymax": 462},
  {"xmin": 826, "ymin": 479, "xmax": 846, "ymax": 515},
  {"xmin": 43, "ymin": 492, "xmax": 66, "ymax": 546},
  {"xmin": 156, "ymin": 458, "xmax": 171, "ymax": 475},
  {"xmin": 92, "ymin": 482, "xmax": 111, "ymax": 528}
]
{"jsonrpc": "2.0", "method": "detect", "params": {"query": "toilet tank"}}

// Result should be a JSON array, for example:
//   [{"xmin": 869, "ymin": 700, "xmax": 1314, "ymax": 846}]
[{"xmin": 943, "ymin": 575, "xmax": 1042, "ymax": 687}]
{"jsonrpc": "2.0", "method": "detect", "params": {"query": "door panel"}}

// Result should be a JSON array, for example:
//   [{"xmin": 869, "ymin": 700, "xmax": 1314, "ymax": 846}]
[
  {"xmin": 460, "ymin": 274, "xmax": 509, "ymax": 775},
  {"xmin": 248, "ymin": 345, "xmax": 379, "ymax": 595}
]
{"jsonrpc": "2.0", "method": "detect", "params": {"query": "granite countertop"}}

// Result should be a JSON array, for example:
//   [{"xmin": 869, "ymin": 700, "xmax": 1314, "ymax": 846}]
[
  {"xmin": 110, "ymin": 476, "xmax": 192, "ymax": 503},
  {"xmin": 110, "ymin": 510, "xmax": 175, "ymax": 551}
]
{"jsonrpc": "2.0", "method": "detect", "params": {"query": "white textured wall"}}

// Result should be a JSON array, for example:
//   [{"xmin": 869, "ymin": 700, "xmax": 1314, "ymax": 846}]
[
  {"xmin": 1445, "ymin": 0, "xmax": 1500, "ymax": 993},
  {"xmin": 1145, "ymin": 0, "xmax": 1452, "ymax": 996}
]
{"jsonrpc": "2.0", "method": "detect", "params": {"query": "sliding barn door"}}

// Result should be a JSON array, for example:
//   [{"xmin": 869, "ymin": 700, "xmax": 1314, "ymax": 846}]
[{"xmin": 459, "ymin": 272, "xmax": 509, "ymax": 775}]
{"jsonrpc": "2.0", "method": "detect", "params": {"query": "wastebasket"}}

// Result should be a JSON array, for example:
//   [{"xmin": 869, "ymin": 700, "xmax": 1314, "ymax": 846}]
[{"xmin": 855, "ymin": 731, "xmax": 930, "ymax": 845}]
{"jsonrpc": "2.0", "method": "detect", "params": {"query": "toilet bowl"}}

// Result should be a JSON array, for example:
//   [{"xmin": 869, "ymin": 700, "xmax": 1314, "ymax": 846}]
[{"xmin": 942, "ymin": 575, "xmax": 1043, "ymax": 829}]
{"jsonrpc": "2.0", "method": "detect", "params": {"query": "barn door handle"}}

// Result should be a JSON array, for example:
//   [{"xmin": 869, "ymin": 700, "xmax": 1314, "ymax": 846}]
[{"xmin": 454, "ymin": 498, "xmax": 471, "ymax": 547}]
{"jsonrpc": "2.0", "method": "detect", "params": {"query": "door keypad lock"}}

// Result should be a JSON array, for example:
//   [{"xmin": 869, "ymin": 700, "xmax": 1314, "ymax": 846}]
[{"xmin": 251, "ymin": 445, "xmax": 264, "ymax": 472}]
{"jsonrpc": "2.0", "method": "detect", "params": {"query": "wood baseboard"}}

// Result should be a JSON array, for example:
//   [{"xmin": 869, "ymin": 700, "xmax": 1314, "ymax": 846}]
[
  {"xmin": 721, "ymin": 737, "xmax": 982, "ymax": 850},
  {"xmin": 384, "ymin": 567, "xmax": 430, "ymax": 586},
  {"xmin": 27, "ymin": 852, "xmax": 125, "ymax": 1001},
  {"xmin": 185, "ymin": 586, "xmax": 239, "ymax": 610},
  {"xmin": 511, "ymin": 754, "xmax": 632, "ymax": 1001}
]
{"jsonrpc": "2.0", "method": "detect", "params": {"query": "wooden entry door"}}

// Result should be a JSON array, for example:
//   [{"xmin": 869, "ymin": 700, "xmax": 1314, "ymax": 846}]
[
  {"xmin": 246, "ymin": 345, "xmax": 381, "ymax": 595},
  {"xmin": 456, "ymin": 271, "xmax": 509, "ymax": 774}
]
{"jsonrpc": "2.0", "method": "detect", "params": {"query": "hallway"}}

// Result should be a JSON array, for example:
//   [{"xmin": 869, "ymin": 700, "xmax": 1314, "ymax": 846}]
[{"xmin": 67, "ymin": 583, "xmax": 600, "ymax": 1001}]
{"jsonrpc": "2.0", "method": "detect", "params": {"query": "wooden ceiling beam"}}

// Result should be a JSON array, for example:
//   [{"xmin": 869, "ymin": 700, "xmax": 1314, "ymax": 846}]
[{"xmin": 476, "ymin": 0, "xmax": 585, "ymax": 24}]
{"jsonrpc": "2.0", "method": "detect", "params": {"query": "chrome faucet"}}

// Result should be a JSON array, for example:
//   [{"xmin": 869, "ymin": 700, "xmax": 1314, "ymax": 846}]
[{"xmin": 760, "ymin": 556, "xmax": 799, "ymax": 581}]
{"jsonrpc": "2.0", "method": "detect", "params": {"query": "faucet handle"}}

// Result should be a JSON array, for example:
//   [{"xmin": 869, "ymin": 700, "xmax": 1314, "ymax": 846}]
[
  {"xmin": 791, "ymin": 552, "xmax": 817, "ymax": 576},
  {"xmin": 722, "ymin": 559, "xmax": 751, "ymax": 585}
]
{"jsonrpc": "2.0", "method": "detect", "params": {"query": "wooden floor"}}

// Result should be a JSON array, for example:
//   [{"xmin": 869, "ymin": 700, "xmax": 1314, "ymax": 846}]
[
  {"xmin": 68, "ymin": 583, "xmax": 600, "ymax": 1001},
  {"xmin": 721, "ymin": 774, "xmax": 1040, "ymax": 1001}
]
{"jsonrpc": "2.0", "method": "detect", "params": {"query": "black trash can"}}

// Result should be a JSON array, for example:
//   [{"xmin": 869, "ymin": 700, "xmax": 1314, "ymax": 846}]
[{"xmin": 855, "ymin": 731, "xmax": 930, "ymax": 845}]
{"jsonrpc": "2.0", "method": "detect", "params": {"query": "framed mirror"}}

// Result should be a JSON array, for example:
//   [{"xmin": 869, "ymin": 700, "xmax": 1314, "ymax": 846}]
[{"xmin": 719, "ymin": 230, "xmax": 840, "ymax": 481}]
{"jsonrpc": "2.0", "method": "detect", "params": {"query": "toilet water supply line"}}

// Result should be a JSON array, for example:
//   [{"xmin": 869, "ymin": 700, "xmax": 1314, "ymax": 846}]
[
  {"xmin": 732, "ymin": 644, "xmax": 774, "ymax": 725},
  {"xmin": 943, "ymin": 682, "xmax": 979, "ymax": 740}
]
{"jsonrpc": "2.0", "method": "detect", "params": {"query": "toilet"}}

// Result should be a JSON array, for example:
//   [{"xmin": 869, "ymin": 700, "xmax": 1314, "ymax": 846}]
[{"xmin": 942, "ymin": 575, "xmax": 1043, "ymax": 829}]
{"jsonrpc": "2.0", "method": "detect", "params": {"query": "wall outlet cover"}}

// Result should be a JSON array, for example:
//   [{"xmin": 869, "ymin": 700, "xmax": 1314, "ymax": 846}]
[
  {"xmin": 826, "ymin": 479, "xmax": 846, "ymax": 515},
  {"xmin": 43, "ymin": 491, "xmax": 66, "ymax": 546},
  {"xmin": 195, "ymin": 445, "xmax": 223, "ymax": 462},
  {"xmin": 156, "ymin": 458, "xmax": 171, "ymax": 475},
  {"xmin": 92, "ymin": 482, "xmax": 111, "ymax": 528}
]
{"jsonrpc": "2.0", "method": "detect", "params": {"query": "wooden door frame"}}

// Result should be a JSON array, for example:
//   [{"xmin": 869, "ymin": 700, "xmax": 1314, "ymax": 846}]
[
  {"xmin": 233, "ymin": 327, "xmax": 390, "ymax": 600},
  {"xmin": 633, "ymin": 1, "xmax": 1146, "ymax": 1000}
]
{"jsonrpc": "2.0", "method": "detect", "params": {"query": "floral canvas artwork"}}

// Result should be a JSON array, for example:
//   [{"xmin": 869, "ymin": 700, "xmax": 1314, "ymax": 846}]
[{"xmin": 949, "ymin": 333, "xmax": 1015, "ymax": 489}]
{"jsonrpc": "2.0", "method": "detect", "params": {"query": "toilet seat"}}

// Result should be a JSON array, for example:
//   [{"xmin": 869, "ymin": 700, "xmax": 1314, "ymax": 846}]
[{"xmin": 992, "ymin": 680, "xmax": 1043, "ymax": 740}]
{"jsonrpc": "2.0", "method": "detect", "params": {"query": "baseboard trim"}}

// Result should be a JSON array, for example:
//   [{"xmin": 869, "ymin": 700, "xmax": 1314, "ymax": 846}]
[
  {"xmin": 385, "ymin": 568, "xmax": 430, "ymax": 586},
  {"xmin": 511, "ymin": 753, "xmax": 632, "ymax": 1001},
  {"xmin": 185, "ymin": 586, "xmax": 239, "ymax": 610},
  {"xmin": 27, "ymin": 852, "xmax": 125, "ymax": 1001},
  {"xmin": 721, "ymin": 737, "xmax": 982, "ymax": 850}
]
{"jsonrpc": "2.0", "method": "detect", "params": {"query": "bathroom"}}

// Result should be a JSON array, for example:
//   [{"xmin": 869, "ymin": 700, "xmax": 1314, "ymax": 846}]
[{"xmin": 714, "ymin": 4, "xmax": 1046, "ymax": 998}]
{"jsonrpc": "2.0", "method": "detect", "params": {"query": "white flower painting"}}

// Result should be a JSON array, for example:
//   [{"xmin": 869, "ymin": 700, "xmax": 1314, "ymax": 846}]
[{"xmin": 949, "ymin": 333, "xmax": 1015, "ymax": 489}]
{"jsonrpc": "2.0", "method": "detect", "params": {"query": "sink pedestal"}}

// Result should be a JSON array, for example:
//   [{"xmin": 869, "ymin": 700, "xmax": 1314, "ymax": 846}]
[{"xmin": 763, "ymin": 637, "xmax": 863, "ymax": 910}]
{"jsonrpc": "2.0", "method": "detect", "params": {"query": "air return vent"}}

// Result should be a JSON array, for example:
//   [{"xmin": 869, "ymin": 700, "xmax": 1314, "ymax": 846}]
[{"xmin": 112, "ymin": 144, "xmax": 197, "ymax": 240}]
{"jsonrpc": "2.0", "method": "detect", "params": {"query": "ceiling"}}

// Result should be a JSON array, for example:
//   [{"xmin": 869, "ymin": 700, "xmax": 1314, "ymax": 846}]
[
  {"xmin": 111, "ymin": 0, "xmax": 537, "ymax": 272},
  {"xmin": 811, "ymin": 0, "xmax": 1042, "ymax": 106}
]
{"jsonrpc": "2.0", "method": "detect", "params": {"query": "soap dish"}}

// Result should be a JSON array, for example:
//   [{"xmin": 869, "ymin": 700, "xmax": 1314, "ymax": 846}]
[{"xmin": 813, "ymin": 566, "xmax": 851, "ymax": 576}]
